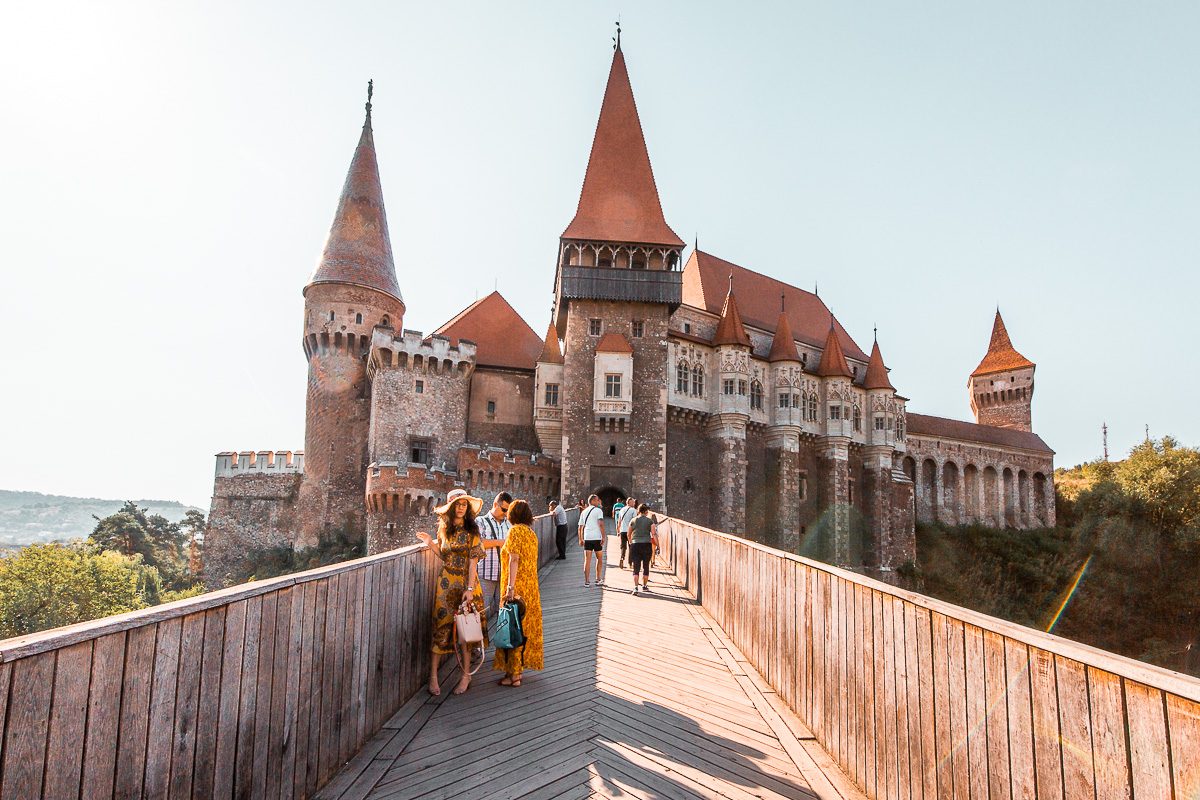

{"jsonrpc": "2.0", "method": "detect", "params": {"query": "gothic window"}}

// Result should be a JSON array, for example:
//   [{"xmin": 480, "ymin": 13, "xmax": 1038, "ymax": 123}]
[
  {"xmin": 632, "ymin": 320, "xmax": 644, "ymax": 338},
  {"xmin": 750, "ymin": 381, "xmax": 764, "ymax": 411},
  {"xmin": 588, "ymin": 319, "xmax": 602, "ymax": 336},
  {"xmin": 829, "ymin": 405, "xmax": 842, "ymax": 421},
  {"xmin": 853, "ymin": 406, "xmax": 862, "ymax": 432},
  {"xmin": 605, "ymin": 374, "xmax": 622, "ymax": 398},
  {"xmin": 677, "ymin": 361, "xmax": 690, "ymax": 393},
  {"xmin": 355, "ymin": 312, "xmax": 363, "ymax": 324},
  {"xmin": 692, "ymin": 366, "xmax": 704, "ymax": 396},
  {"xmin": 409, "ymin": 439, "xmax": 430, "ymax": 466},
  {"xmin": 793, "ymin": 393, "xmax": 801, "ymax": 409},
  {"xmin": 544, "ymin": 383, "xmax": 559, "ymax": 406},
  {"xmin": 875, "ymin": 415, "xmax": 886, "ymax": 431},
  {"xmin": 807, "ymin": 395, "xmax": 818, "ymax": 421},
  {"xmin": 778, "ymin": 392, "xmax": 789, "ymax": 409},
  {"xmin": 738, "ymin": 380, "xmax": 747, "ymax": 396},
  {"xmin": 723, "ymin": 379, "xmax": 735, "ymax": 396}
]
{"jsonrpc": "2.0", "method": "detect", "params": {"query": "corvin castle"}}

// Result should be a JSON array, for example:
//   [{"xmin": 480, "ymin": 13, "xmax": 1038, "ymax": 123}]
[{"xmin": 206, "ymin": 42, "xmax": 1055, "ymax": 585}]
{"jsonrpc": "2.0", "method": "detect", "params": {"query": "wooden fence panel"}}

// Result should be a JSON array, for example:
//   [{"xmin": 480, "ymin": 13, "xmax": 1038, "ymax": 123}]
[{"xmin": 656, "ymin": 517, "xmax": 1200, "ymax": 800}]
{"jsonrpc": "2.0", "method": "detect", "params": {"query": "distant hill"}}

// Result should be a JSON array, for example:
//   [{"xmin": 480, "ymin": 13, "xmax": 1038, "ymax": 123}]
[{"xmin": 0, "ymin": 490, "xmax": 202, "ymax": 547}]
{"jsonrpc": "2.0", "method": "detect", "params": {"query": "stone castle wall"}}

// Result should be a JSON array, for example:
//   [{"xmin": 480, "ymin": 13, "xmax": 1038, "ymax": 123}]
[
  {"xmin": 205, "ymin": 472, "xmax": 302, "ymax": 587},
  {"xmin": 466, "ymin": 368, "xmax": 539, "ymax": 452}
]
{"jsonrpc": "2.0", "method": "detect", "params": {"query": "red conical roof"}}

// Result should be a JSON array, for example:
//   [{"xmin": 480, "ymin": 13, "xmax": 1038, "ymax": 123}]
[
  {"xmin": 863, "ymin": 339, "xmax": 895, "ymax": 390},
  {"xmin": 561, "ymin": 46, "xmax": 684, "ymax": 248},
  {"xmin": 712, "ymin": 285, "xmax": 752, "ymax": 347},
  {"xmin": 816, "ymin": 322, "xmax": 853, "ymax": 378},
  {"xmin": 767, "ymin": 308, "xmax": 801, "ymax": 362},
  {"xmin": 307, "ymin": 105, "xmax": 403, "ymax": 305},
  {"xmin": 538, "ymin": 323, "xmax": 563, "ymax": 364},
  {"xmin": 971, "ymin": 310, "xmax": 1034, "ymax": 377},
  {"xmin": 435, "ymin": 292, "xmax": 542, "ymax": 370}
]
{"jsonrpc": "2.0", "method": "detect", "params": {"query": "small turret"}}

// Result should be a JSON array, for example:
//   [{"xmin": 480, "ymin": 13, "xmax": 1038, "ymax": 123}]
[
  {"xmin": 815, "ymin": 320, "xmax": 853, "ymax": 379},
  {"xmin": 968, "ymin": 310, "xmax": 1035, "ymax": 431},
  {"xmin": 713, "ymin": 280, "xmax": 752, "ymax": 415},
  {"xmin": 534, "ymin": 323, "xmax": 565, "ymax": 457}
]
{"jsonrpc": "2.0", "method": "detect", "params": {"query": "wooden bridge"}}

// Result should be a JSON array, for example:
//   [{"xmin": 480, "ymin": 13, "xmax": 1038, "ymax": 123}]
[{"xmin": 1, "ymin": 512, "xmax": 1198, "ymax": 799}]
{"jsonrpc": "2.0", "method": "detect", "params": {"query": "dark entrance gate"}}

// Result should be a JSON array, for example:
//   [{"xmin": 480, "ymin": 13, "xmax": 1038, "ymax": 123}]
[{"xmin": 589, "ymin": 466, "xmax": 632, "ymax": 517}]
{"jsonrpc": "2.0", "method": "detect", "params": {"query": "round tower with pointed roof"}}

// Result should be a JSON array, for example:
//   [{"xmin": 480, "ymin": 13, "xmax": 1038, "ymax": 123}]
[
  {"xmin": 968, "ymin": 310, "xmax": 1035, "ymax": 431},
  {"xmin": 297, "ymin": 93, "xmax": 406, "ymax": 547}
]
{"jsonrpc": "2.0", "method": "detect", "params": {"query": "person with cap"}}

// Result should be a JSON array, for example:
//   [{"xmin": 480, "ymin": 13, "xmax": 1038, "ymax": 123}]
[{"xmin": 415, "ymin": 488, "xmax": 487, "ymax": 696}]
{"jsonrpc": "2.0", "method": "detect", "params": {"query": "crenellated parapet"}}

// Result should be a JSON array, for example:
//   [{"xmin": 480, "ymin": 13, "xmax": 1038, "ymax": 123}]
[
  {"xmin": 214, "ymin": 450, "xmax": 305, "ymax": 477},
  {"xmin": 367, "ymin": 327, "xmax": 476, "ymax": 380},
  {"xmin": 457, "ymin": 444, "xmax": 560, "ymax": 501}
]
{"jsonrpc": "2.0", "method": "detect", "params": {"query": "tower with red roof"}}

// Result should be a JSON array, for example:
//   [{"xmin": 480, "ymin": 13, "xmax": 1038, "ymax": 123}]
[{"xmin": 968, "ymin": 310, "xmax": 1036, "ymax": 431}]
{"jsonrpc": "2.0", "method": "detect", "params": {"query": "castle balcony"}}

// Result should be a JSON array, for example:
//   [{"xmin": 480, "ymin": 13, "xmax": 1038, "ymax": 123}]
[
  {"xmin": 555, "ymin": 265, "xmax": 682, "ymax": 330},
  {"xmin": 593, "ymin": 398, "xmax": 631, "ymax": 418}
]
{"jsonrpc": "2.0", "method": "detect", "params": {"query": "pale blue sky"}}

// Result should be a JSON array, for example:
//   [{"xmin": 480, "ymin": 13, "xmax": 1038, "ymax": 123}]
[{"xmin": 1, "ymin": 2, "xmax": 1196, "ymax": 509}]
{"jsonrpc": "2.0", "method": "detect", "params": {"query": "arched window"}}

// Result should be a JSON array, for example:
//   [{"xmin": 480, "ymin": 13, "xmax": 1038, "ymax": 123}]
[
  {"xmin": 807, "ymin": 394, "xmax": 818, "ymax": 421},
  {"xmin": 692, "ymin": 365, "xmax": 704, "ymax": 397},
  {"xmin": 853, "ymin": 405, "xmax": 862, "ymax": 432},
  {"xmin": 676, "ymin": 361, "xmax": 690, "ymax": 394},
  {"xmin": 750, "ymin": 380, "xmax": 764, "ymax": 411}
]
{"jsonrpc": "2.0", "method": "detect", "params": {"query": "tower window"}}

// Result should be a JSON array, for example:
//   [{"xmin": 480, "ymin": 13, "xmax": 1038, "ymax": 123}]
[
  {"xmin": 605, "ymin": 374, "xmax": 622, "ymax": 398},
  {"xmin": 875, "ymin": 415, "xmax": 886, "ymax": 431},
  {"xmin": 750, "ymin": 381, "xmax": 763, "ymax": 411},
  {"xmin": 356, "ymin": 313, "xmax": 363, "ymax": 324},
  {"xmin": 589, "ymin": 319, "xmax": 602, "ymax": 336},
  {"xmin": 608, "ymin": 445, "xmax": 617, "ymax": 456},
  {"xmin": 779, "ymin": 393, "xmax": 789, "ymax": 409},
  {"xmin": 632, "ymin": 320, "xmax": 644, "ymax": 338},
  {"xmin": 723, "ymin": 379, "xmax": 735, "ymax": 396},
  {"xmin": 544, "ymin": 383, "xmax": 559, "ymax": 406},
  {"xmin": 415, "ymin": 380, "xmax": 424, "ymax": 394},
  {"xmin": 677, "ymin": 361, "xmax": 690, "ymax": 394},
  {"xmin": 487, "ymin": 400, "xmax": 496, "ymax": 415},
  {"xmin": 692, "ymin": 366, "xmax": 704, "ymax": 397},
  {"xmin": 738, "ymin": 380, "xmax": 747, "ymax": 396},
  {"xmin": 800, "ymin": 474, "xmax": 808, "ymax": 501},
  {"xmin": 410, "ymin": 439, "xmax": 430, "ymax": 466},
  {"xmin": 829, "ymin": 405, "xmax": 842, "ymax": 421},
  {"xmin": 329, "ymin": 311, "xmax": 335, "ymax": 321},
  {"xmin": 683, "ymin": 323, "xmax": 692, "ymax": 334}
]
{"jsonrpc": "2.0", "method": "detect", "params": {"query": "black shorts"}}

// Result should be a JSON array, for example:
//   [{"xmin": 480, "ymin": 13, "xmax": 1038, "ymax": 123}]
[{"xmin": 583, "ymin": 539, "xmax": 603, "ymax": 551}]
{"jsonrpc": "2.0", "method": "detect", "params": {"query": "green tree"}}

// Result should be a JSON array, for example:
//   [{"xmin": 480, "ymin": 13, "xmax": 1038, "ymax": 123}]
[
  {"xmin": 0, "ymin": 543, "xmax": 161, "ymax": 638},
  {"xmin": 90, "ymin": 501, "xmax": 195, "ymax": 591}
]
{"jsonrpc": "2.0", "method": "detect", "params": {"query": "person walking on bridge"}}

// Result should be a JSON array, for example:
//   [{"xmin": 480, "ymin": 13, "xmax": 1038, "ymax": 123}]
[
  {"xmin": 578, "ymin": 494, "xmax": 605, "ymax": 587},
  {"xmin": 628, "ymin": 504, "xmax": 658, "ymax": 595},
  {"xmin": 615, "ymin": 496, "xmax": 638, "ymax": 570},
  {"xmin": 494, "ymin": 500, "xmax": 544, "ymax": 687},
  {"xmin": 477, "ymin": 491, "xmax": 512, "ymax": 622}
]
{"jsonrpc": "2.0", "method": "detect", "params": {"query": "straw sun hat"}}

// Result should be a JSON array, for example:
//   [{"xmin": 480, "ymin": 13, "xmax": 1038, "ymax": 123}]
[{"xmin": 434, "ymin": 488, "xmax": 484, "ymax": 517}]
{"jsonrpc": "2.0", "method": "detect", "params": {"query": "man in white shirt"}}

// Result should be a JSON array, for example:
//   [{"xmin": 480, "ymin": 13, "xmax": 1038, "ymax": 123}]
[
  {"xmin": 577, "ymin": 494, "xmax": 605, "ymax": 587},
  {"xmin": 549, "ymin": 500, "xmax": 569, "ymax": 559},
  {"xmin": 615, "ymin": 496, "xmax": 638, "ymax": 569},
  {"xmin": 477, "ymin": 491, "xmax": 512, "ymax": 620}
]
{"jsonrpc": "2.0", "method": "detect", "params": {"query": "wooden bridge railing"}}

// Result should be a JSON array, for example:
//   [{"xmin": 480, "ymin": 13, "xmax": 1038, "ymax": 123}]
[
  {"xmin": 658, "ymin": 517, "xmax": 1200, "ymax": 800},
  {"xmin": 0, "ymin": 508, "xmax": 568, "ymax": 800}
]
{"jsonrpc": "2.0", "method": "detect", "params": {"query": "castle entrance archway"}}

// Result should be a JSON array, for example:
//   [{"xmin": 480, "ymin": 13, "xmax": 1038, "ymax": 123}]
[{"xmin": 589, "ymin": 466, "xmax": 633, "ymax": 518}]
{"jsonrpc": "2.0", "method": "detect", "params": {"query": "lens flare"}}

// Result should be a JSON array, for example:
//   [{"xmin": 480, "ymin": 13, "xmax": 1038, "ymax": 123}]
[{"xmin": 1045, "ymin": 554, "xmax": 1093, "ymax": 634}]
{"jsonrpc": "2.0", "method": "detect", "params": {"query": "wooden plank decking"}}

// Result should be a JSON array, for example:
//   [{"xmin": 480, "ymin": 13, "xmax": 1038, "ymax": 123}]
[{"xmin": 317, "ymin": 525, "xmax": 864, "ymax": 800}]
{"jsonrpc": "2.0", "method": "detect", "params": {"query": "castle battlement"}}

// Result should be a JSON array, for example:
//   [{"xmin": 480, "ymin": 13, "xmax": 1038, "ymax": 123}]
[
  {"xmin": 369, "ymin": 328, "xmax": 477, "ymax": 375},
  {"xmin": 463, "ymin": 444, "xmax": 549, "ymax": 468},
  {"xmin": 214, "ymin": 450, "xmax": 305, "ymax": 477}
]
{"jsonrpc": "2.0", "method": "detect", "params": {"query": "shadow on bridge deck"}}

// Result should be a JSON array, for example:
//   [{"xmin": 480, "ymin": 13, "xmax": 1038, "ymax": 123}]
[{"xmin": 317, "ymin": 526, "xmax": 863, "ymax": 800}]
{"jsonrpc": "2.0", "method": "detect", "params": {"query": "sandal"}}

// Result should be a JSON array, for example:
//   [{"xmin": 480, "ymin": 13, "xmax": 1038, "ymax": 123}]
[{"xmin": 453, "ymin": 675, "xmax": 471, "ymax": 695}]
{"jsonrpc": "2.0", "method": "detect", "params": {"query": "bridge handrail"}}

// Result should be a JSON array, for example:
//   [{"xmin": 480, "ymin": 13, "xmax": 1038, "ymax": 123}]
[
  {"xmin": 0, "ymin": 508, "xmax": 574, "ymax": 800},
  {"xmin": 658, "ymin": 516, "xmax": 1200, "ymax": 800}
]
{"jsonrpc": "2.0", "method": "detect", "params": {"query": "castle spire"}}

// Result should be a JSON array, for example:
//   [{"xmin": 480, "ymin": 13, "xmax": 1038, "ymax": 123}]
[
  {"xmin": 862, "ymin": 338, "xmax": 895, "ymax": 390},
  {"xmin": 561, "ymin": 43, "xmax": 684, "ymax": 248},
  {"xmin": 712, "ymin": 280, "xmax": 751, "ymax": 347},
  {"xmin": 815, "ymin": 318, "xmax": 853, "ymax": 378},
  {"xmin": 971, "ymin": 309, "xmax": 1034, "ymax": 377},
  {"xmin": 307, "ymin": 85, "xmax": 403, "ymax": 306},
  {"xmin": 537, "ymin": 322, "xmax": 564, "ymax": 364},
  {"xmin": 767, "ymin": 303, "xmax": 801, "ymax": 363}
]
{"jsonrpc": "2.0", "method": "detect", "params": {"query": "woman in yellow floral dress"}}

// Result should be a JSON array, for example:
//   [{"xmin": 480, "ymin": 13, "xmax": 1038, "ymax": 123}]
[
  {"xmin": 494, "ymin": 500, "xmax": 544, "ymax": 686},
  {"xmin": 416, "ymin": 488, "xmax": 486, "ymax": 696}
]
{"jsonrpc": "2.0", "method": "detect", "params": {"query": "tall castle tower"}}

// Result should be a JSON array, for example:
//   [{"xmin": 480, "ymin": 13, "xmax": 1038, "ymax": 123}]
[
  {"xmin": 297, "ymin": 90, "xmax": 406, "ymax": 546},
  {"xmin": 553, "ymin": 40, "xmax": 685, "ymax": 509},
  {"xmin": 968, "ymin": 310, "xmax": 1035, "ymax": 431}
]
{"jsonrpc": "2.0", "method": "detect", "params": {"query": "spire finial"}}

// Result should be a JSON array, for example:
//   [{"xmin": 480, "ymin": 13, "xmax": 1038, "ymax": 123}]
[
  {"xmin": 613, "ymin": 18, "xmax": 622, "ymax": 50},
  {"xmin": 728, "ymin": 270, "xmax": 734, "ymax": 294},
  {"xmin": 694, "ymin": 233, "xmax": 698, "ymax": 252},
  {"xmin": 780, "ymin": 292, "xmax": 785, "ymax": 313},
  {"xmin": 366, "ymin": 79, "xmax": 374, "ymax": 114},
  {"xmin": 873, "ymin": 324, "xmax": 878, "ymax": 342},
  {"xmin": 814, "ymin": 281, "xmax": 819, "ymax": 297}
]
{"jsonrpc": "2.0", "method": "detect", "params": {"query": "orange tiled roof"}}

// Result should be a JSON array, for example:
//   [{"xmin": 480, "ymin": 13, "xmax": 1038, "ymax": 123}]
[
  {"xmin": 307, "ymin": 106, "xmax": 403, "ymax": 305},
  {"xmin": 972, "ymin": 311, "xmax": 1035, "ymax": 377},
  {"xmin": 537, "ymin": 323, "xmax": 563, "ymax": 364},
  {"xmin": 906, "ymin": 413, "xmax": 1053, "ymax": 453},
  {"xmin": 596, "ymin": 331, "xmax": 634, "ymax": 354},
  {"xmin": 561, "ymin": 47, "xmax": 684, "ymax": 248},
  {"xmin": 712, "ymin": 288, "xmax": 752, "ymax": 347},
  {"xmin": 815, "ymin": 323, "xmax": 854, "ymax": 378},
  {"xmin": 862, "ymin": 339, "xmax": 895, "ymax": 390},
  {"xmin": 681, "ymin": 250, "xmax": 867, "ymax": 361},
  {"xmin": 434, "ymin": 292, "xmax": 542, "ymax": 371},
  {"xmin": 767, "ymin": 309, "xmax": 801, "ymax": 362}
]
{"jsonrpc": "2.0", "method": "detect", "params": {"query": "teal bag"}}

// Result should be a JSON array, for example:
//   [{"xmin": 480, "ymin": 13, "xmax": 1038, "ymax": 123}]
[{"xmin": 493, "ymin": 599, "xmax": 526, "ymax": 651}]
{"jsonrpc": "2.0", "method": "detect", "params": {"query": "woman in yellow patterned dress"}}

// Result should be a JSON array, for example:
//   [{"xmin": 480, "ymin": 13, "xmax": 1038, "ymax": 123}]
[
  {"xmin": 494, "ymin": 499, "xmax": 544, "ymax": 687},
  {"xmin": 415, "ymin": 488, "xmax": 486, "ymax": 696}
]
